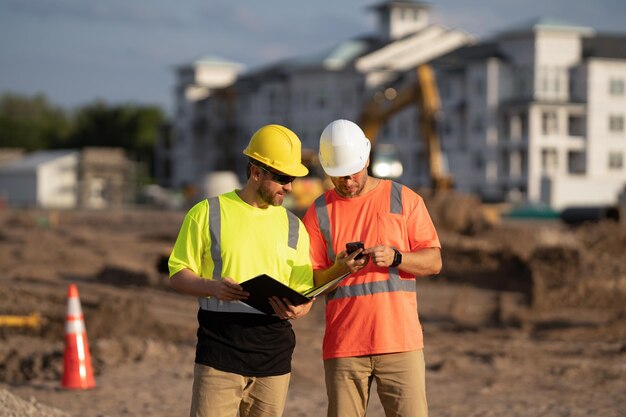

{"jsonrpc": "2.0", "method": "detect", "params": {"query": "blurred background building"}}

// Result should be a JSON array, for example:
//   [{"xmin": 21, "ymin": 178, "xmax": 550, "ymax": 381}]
[
  {"xmin": 435, "ymin": 19, "xmax": 626, "ymax": 209},
  {"xmin": 155, "ymin": 0, "xmax": 473, "ymax": 193},
  {"xmin": 155, "ymin": 0, "xmax": 626, "ymax": 212},
  {"xmin": 0, "ymin": 148, "xmax": 134, "ymax": 209}
]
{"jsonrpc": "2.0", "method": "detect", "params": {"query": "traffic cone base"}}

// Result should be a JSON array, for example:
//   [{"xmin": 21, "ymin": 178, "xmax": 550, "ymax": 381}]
[{"xmin": 61, "ymin": 284, "xmax": 95, "ymax": 389}]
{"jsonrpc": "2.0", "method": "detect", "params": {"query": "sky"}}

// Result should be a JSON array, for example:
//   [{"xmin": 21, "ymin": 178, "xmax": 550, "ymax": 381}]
[{"xmin": 1, "ymin": 0, "xmax": 625, "ymax": 116}]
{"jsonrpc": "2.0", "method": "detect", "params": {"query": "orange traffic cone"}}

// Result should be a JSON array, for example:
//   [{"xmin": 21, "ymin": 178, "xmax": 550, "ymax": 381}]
[{"xmin": 61, "ymin": 284, "xmax": 95, "ymax": 389}]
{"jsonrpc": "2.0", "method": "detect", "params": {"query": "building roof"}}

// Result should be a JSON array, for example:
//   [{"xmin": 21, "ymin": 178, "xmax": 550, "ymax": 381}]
[
  {"xmin": 583, "ymin": 34, "xmax": 626, "ymax": 59},
  {"xmin": 0, "ymin": 149, "xmax": 78, "ymax": 173},
  {"xmin": 284, "ymin": 39, "xmax": 373, "ymax": 70},
  {"xmin": 177, "ymin": 54, "xmax": 245, "ymax": 72},
  {"xmin": 368, "ymin": 0, "xmax": 431, "ymax": 11},
  {"xmin": 499, "ymin": 17, "xmax": 594, "ymax": 37},
  {"xmin": 240, "ymin": 36, "xmax": 381, "ymax": 80},
  {"xmin": 193, "ymin": 55, "xmax": 243, "ymax": 67},
  {"xmin": 433, "ymin": 42, "xmax": 506, "ymax": 68}
]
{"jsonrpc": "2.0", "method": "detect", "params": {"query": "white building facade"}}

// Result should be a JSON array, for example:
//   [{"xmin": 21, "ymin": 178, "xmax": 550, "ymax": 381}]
[
  {"xmin": 0, "ymin": 150, "xmax": 79, "ymax": 208},
  {"xmin": 159, "ymin": 0, "xmax": 472, "ymax": 190},
  {"xmin": 436, "ymin": 19, "xmax": 626, "ymax": 209}
]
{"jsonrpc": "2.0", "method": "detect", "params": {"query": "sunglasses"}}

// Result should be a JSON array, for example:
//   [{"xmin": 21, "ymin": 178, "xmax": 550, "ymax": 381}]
[{"xmin": 255, "ymin": 163, "xmax": 296, "ymax": 185}]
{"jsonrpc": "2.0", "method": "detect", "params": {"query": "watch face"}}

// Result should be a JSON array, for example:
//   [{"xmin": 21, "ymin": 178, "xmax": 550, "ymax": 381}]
[{"xmin": 392, "ymin": 249, "xmax": 402, "ymax": 267}]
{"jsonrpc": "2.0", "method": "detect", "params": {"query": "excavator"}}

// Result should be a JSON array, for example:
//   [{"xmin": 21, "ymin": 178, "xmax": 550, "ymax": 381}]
[
  {"xmin": 289, "ymin": 64, "xmax": 453, "ymax": 216},
  {"xmin": 358, "ymin": 64, "xmax": 453, "ymax": 192}
]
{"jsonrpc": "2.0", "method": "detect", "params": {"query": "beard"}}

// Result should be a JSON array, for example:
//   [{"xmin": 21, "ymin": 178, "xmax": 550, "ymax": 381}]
[
  {"xmin": 257, "ymin": 182, "xmax": 284, "ymax": 206},
  {"xmin": 333, "ymin": 179, "xmax": 366, "ymax": 198}
]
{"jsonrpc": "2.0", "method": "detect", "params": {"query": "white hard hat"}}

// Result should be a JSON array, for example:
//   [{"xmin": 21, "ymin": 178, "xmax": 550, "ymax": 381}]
[{"xmin": 319, "ymin": 119, "xmax": 371, "ymax": 177}]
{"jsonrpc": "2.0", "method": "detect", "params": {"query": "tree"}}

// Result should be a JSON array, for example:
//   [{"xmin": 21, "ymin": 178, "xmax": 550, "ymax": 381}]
[
  {"xmin": 67, "ymin": 101, "xmax": 164, "ymax": 166},
  {"xmin": 0, "ymin": 92, "xmax": 165, "ymax": 179},
  {"xmin": 0, "ymin": 93, "xmax": 71, "ymax": 150}
]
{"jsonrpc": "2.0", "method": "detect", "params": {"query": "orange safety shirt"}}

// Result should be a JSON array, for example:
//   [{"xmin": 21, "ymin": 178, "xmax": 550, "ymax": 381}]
[{"xmin": 302, "ymin": 180, "xmax": 440, "ymax": 360}]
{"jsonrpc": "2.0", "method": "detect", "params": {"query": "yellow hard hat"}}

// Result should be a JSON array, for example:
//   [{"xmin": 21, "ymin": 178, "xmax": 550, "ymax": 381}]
[{"xmin": 243, "ymin": 124, "xmax": 309, "ymax": 177}]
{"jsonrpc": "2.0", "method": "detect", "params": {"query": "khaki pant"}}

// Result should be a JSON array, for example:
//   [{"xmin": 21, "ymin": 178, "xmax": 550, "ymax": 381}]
[
  {"xmin": 190, "ymin": 363, "xmax": 291, "ymax": 417},
  {"xmin": 324, "ymin": 349, "xmax": 428, "ymax": 417}
]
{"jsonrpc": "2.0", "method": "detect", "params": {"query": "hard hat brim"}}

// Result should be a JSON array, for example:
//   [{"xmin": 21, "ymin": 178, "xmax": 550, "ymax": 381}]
[
  {"xmin": 244, "ymin": 152, "xmax": 309, "ymax": 177},
  {"xmin": 321, "ymin": 157, "xmax": 368, "ymax": 178},
  {"xmin": 279, "ymin": 162, "xmax": 309, "ymax": 177}
]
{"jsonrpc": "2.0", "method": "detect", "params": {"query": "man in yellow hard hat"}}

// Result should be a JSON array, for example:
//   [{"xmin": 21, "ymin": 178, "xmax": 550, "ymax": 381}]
[
  {"xmin": 303, "ymin": 119, "xmax": 442, "ymax": 417},
  {"xmin": 168, "ymin": 124, "xmax": 316, "ymax": 417}
]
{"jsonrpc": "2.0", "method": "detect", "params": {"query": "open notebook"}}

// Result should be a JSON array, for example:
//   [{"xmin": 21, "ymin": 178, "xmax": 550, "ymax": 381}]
[{"xmin": 239, "ymin": 272, "xmax": 350, "ymax": 315}]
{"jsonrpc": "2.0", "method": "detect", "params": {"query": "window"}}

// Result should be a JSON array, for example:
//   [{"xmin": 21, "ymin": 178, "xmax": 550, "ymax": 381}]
[
  {"xmin": 541, "ymin": 148, "xmax": 558, "ymax": 173},
  {"xmin": 609, "ymin": 115, "xmax": 624, "ymax": 133},
  {"xmin": 608, "ymin": 152, "xmax": 623, "ymax": 170},
  {"xmin": 609, "ymin": 79, "xmax": 625, "ymax": 96},
  {"xmin": 510, "ymin": 115, "xmax": 521, "ymax": 140},
  {"xmin": 542, "ymin": 111, "xmax": 558, "ymax": 135},
  {"xmin": 567, "ymin": 151, "xmax": 586, "ymax": 174},
  {"xmin": 568, "ymin": 114, "xmax": 585, "ymax": 137}
]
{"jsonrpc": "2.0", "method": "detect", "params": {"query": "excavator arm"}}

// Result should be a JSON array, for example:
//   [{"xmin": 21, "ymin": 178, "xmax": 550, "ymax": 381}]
[{"xmin": 358, "ymin": 64, "xmax": 452, "ymax": 191}]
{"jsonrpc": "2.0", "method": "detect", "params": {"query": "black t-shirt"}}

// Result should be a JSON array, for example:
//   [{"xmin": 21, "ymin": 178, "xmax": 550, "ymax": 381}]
[{"xmin": 195, "ymin": 309, "xmax": 295, "ymax": 377}]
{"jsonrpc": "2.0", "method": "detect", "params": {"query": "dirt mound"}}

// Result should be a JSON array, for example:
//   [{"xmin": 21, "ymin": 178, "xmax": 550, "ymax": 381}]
[
  {"xmin": 0, "ymin": 388, "xmax": 70, "ymax": 417},
  {"xmin": 2, "ymin": 207, "xmax": 626, "ymax": 417},
  {"xmin": 0, "ymin": 281, "xmax": 190, "ymax": 383},
  {"xmin": 420, "ymin": 189, "xmax": 494, "ymax": 235}
]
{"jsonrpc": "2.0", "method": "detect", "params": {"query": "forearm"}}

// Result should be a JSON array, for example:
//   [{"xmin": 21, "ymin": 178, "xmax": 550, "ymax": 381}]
[
  {"xmin": 313, "ymin": 262, "xmax": 349, "ymax": 287},
  {"xmin": 170, "ymin": 268, "xmax": 212, "ymax": 297},
  {"xmin": 398, "ymin": 247, "xmax": 442, "ymax": 277}
]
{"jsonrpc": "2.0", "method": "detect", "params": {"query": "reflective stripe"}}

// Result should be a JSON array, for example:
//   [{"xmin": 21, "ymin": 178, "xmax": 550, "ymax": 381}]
[
  {"xmin": 286, "ymin": 210, "xmax": 299, "ymax": 250},
  {"xmin": 390, "ymin": 181, "xmax": 403, "ymax": 214},
  {"xmin": 198, "ymin": 297, "xmax": 266, "ymax": 315},
  {"xmin": 326, "ymin": 271, "xmax": 415, "ymax": 300},
  {"xmin": 199, "ymin": 196, "xmax": 297, "ymax": 315},
  {"xmin": 65, "ymin": 319, "xmax": 86, "ymax": 334},
  {"xmin": 66, "ymin": 298, "xmax": 83, "ymax": 316},
  {"xmin": 317, "ymin": 182, "xmax": 415, "ymax": 300},
  {"xmin": 315, "ymin": 194, "xmax": 335, "ymax": 262},
  {"xmin": 208, "ymin": 197, "xmax": 222, "ymax": 279}
]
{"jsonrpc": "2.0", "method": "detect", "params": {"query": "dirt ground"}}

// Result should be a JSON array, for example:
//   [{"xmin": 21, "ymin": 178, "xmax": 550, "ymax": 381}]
[{"xmin": 1, "ymin": 202, "xmax": 625, "ymax": 417}]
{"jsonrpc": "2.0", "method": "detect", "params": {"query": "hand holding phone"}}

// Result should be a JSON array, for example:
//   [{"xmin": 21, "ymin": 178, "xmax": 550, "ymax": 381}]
[{"xmin": 346, "ymin": 241, "xmax": 365, "ymax": 260}]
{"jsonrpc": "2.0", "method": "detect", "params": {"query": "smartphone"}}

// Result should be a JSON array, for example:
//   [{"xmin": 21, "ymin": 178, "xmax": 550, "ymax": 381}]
[{"xmin": 346, "ymin": 241, "xmax": 365, "ymax": 260}]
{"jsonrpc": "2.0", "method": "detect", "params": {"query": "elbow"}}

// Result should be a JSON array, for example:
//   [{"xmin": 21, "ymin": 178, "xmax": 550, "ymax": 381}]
[
  {"xmin": 169, "ymin": 271, "xmax": 185, "ymax": 292},
  {"xmin": 430, "ymin": 254, "xmax": 443, "ymax": 276}
]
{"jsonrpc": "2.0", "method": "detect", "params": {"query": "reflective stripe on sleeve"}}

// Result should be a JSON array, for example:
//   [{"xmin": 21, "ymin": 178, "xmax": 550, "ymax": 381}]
[
  {"xmin": 208, "ymin": 197, "xmax": 222, "ymax": 279},
  {"xmin": 286, "ymin": 210, "xmax": 299, "ymax": 250},
  {"xmin": 390, "ymin": 181, "xmax": 403, "ymax": 214},
  {"xmin": 314, "ymin": 194, "xmax": 336, "ymax": 262}
]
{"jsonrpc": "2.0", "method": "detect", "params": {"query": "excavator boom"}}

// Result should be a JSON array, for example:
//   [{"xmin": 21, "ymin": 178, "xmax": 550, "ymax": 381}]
[{"xmin": 358, "ymin": 64, "xmax": 452, "ymax": 191}]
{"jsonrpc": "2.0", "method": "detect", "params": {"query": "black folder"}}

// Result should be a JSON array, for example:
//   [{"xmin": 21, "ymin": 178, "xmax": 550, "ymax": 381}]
[{"xmin": 240, "ymin": 272, "xmax": 350, "ymax": 315}]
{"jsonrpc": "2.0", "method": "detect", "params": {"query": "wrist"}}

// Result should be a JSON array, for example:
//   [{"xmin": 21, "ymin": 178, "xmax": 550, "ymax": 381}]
[{"xmin": 390, "ymin": 248, "xmax": 402, "ymax": 268}]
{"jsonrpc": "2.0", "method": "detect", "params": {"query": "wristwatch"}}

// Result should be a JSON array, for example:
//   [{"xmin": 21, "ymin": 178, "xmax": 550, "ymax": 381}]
[{"xmin": 390, "ymin": 248, "xmax": 402, "ymax": 267}]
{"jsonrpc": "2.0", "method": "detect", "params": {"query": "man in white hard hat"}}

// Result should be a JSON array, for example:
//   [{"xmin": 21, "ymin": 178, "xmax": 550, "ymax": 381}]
[
  {"xmin": 169, "ymin": 124, "xmax": 317, "ymax": 417},
  {"xmin": 303, "ymin": 119, "xmax": 442, "ymax": 417}
]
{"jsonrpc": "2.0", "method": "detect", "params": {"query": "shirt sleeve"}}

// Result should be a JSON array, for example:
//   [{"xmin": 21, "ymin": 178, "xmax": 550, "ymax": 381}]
[
  {"xmin": 405, "ymin": 192, "xmax": 441, "ymax": 251},
  {"xmin": 168, "ymin": 201, "xmax": 209, "ymax": 277},
  {"xmin": 288, "ymin": 219, "xmax": 315, "ymax": 293},
  {"xmin": 302, "ymin": 203, "xmax": 332, "ymax": 271}
]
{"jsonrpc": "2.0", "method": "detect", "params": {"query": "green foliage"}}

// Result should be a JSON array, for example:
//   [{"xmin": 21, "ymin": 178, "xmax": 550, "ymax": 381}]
[
  {"xmin": 0, "ymin": 92, "xmax": 165, "ymax": 172},
  {"xmin": 66, "ymin": 101, "xmax": 164, "ymax": 153},
  {"xmin": 0, "ymin": 93, "xmax": 71, "ymax": 150}
]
